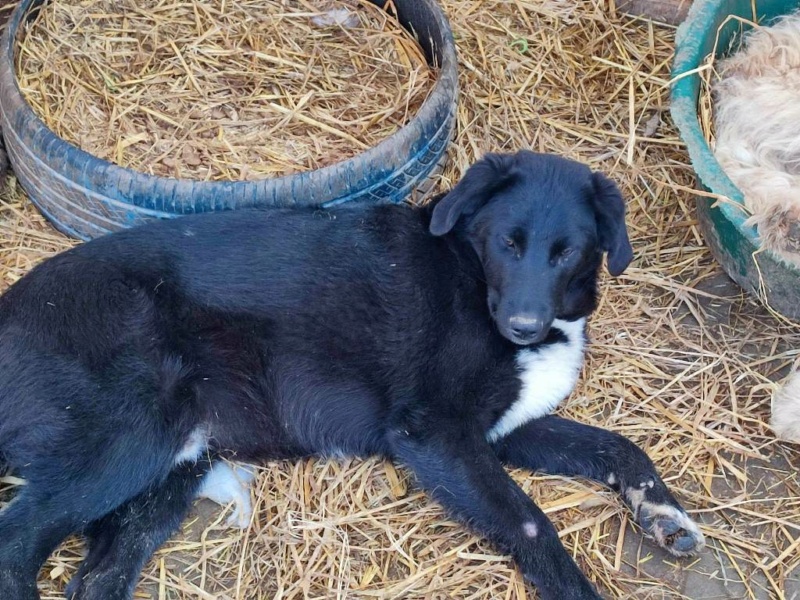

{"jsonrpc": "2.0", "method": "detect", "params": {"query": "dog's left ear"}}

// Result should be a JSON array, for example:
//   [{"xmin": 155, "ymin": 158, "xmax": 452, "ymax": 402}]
[
  {"xmin": 590, "ymin": 172, "xmax": 633, "ymax": 276},
  {"xmin": 429, "ymin": 153, "xmax": 518, "ymax": 236}
]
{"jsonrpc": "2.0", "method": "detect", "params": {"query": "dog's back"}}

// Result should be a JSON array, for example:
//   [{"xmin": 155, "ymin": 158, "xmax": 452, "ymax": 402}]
[{"xmin": 0, "ymin": 202, "xmax": 465, "ymax": 471}]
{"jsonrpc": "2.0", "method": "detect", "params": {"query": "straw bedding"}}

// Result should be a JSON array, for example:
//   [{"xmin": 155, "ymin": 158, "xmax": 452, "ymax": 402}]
[
  {"xmin": 15, "ymin": 0, "xmax": 434, "ymax": 180},
  {"xmin": 1, "ymin": 0, "xmax": 800, "ymax": 598}
]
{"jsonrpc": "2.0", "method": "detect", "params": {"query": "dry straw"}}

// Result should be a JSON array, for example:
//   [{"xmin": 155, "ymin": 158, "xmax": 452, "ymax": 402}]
[
  {"xmin": 15, "ymin": 0, "xmax": 434, "ymax": 180},
  {"xmin": 1, "ymin": 0, "xmax": 800, "ymax": 598}
]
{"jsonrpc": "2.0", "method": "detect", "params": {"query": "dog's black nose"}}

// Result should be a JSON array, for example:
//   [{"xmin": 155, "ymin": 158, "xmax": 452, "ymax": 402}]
[{"xmin": 508, "ymin": 314, "xmax": 547, "ymax": 342}]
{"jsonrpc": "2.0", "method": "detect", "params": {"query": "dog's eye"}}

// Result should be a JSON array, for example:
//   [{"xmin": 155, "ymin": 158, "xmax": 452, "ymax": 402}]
[
  {"xmin": 503, "ymin": 236, "xmax": 516, "ymax": 250},
  {"xmin": 560, "ymin": 247, "xmax": 574, "ymax": 259}
]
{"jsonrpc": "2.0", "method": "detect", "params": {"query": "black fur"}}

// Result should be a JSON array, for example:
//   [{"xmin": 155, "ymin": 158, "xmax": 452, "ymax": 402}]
[{"xmin": 0, "ymin": 151, "xmax": 698, "ymax": 600}]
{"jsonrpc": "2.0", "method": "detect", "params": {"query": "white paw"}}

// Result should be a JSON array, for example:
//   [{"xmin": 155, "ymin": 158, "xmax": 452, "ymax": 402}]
[
  {"xmin": 197, "ymin": 462, "xmax": 256, "ymax": 529},
  {"xmin": 636, "ymin": 500, "xmax": 706, "ymax": 556}
]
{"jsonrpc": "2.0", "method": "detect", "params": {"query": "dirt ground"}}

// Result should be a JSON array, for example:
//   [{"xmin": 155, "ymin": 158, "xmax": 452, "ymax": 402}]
[{"xmin": 1, "ymin": 0, "xmax": 800, "ymax": 599}]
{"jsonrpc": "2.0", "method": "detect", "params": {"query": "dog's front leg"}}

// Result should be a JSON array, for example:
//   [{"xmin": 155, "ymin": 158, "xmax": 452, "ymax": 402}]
[
  {"xmin": 389, "ymin": 422, "xmax": 603, "ymax": 600},
  {"xmin": 492, "ymin": 415, "xmax": 705, "ymax": 556}
]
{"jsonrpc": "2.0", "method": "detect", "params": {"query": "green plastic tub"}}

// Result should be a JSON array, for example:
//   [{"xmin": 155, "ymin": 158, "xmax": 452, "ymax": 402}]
[{"xmin": 670, "ymin": 0, "xmax": 800, "ymax": 320}]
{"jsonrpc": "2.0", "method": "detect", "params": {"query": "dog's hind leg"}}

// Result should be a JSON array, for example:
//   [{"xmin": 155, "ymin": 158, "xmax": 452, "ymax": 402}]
[
  {"xmin": 492, "ymin": 415, "xmax": 705, "ymax": 556},
  {"xmin": 1, "ymin": 370, "xmax": 199, "ymax": 599},
  {"xmin": 66, "ymin": 458, "xmax": 213, "ymax": 600},
  {"xmin": 0, "ymin": 474, "xmax": 147, "ymax": 600},
  {"xmin": 0, "ymin": 440, "xmax": 185, "ymax": 600},
  {"xmin": 0, "ymin": 489, "xmax": 85, "ymax": 600}
]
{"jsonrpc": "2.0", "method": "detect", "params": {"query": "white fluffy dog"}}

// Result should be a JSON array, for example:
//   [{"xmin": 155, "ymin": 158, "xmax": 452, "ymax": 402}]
[{"xmin": 713, "ymin": 12, "xmax": 800, "ymax": 268}]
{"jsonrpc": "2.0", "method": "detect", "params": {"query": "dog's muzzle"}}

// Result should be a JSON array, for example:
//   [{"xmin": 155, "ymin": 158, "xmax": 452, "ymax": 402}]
[{"xmin": 504, "ymin": 313, "xmax": 551, "ymax": 345}]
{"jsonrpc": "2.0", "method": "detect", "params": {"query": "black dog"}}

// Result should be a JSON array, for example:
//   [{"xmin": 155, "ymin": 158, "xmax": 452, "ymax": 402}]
[{"xmin": 0, "ymin": 151, "xmax": 704, "ymax": 600}]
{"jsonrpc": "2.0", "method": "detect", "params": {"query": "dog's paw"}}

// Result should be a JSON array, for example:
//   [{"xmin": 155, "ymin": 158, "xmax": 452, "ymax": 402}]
[
  {"xmin": 636, "ymin": 500, "xmax": 705, "ymax": 556},
  {"xmin": 197, "ymin": 462, "xmax": 257, "ymax": 529}
]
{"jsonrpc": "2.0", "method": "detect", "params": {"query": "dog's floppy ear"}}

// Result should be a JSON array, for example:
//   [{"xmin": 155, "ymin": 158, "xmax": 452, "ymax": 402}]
[
  {"xmin": 429, "ymin": 153, "xmax": 518, "ymax": 236},
  {"xmin": 590, "ymin": 172, "xmax": 633, "ymax": 276}
]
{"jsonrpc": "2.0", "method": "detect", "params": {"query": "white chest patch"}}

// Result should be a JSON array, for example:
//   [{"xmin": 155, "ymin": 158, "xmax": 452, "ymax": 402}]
[{"xmin": 487, "ymin": 318, "xmax": 586, "ymax": 442}]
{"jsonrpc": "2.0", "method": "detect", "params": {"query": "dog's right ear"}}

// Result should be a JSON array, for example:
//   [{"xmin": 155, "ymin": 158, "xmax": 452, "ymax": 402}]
[
  {"xmin": 429, "ymin": 153, "xmax": 518, "ymax": 236},
  {"xmin": 590, "ymin": 172, "xmax": 633, "ymax": 276}
]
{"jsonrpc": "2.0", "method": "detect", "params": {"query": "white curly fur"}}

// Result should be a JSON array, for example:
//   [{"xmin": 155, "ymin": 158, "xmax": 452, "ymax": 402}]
[
  {"xmin": 771, "ymin": 366, "xmax": 800, "ymax": 443},
  {"xmin": 713, "ymin": 12, "xmax": 800, "ymax": 267}
]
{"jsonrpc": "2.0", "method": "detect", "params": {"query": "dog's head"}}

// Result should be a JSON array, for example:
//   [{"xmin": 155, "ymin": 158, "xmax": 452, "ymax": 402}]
[{"xmin": 429, "ymin": 151, "xmax": 633, "ymax": 346}]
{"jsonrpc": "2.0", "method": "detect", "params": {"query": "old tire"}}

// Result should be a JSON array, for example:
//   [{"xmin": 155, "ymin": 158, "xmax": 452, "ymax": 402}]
[{"xmin": 0, "ymin": 0, "xmax": 458, "ymax": 239}]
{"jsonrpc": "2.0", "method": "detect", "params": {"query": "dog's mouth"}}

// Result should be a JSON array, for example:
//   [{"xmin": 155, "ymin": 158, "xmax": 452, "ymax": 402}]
[{"xmin": 501, "ymin": 325, "xmax": 551, "ymax": 346}]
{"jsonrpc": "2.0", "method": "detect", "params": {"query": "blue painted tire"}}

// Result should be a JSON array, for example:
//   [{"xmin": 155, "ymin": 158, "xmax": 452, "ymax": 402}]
[{"xmin": 0, "ymin": 0, "xmax": 458, "ymax": 239}]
